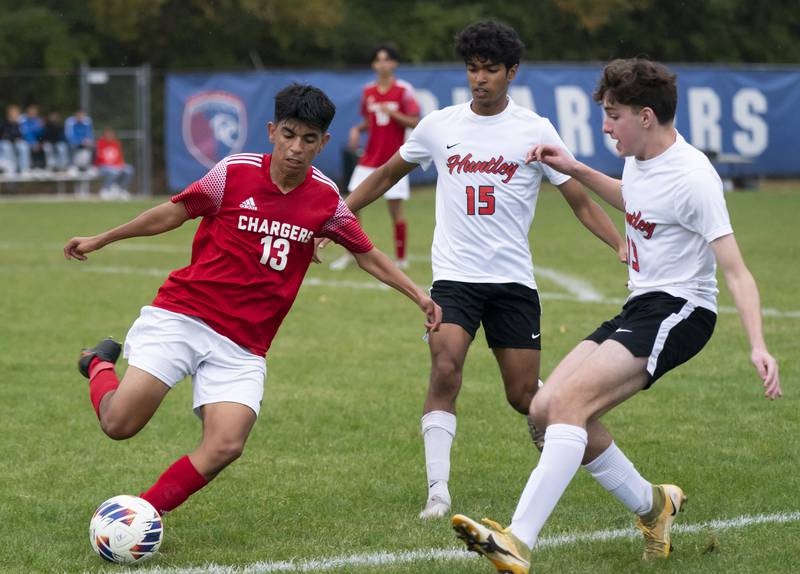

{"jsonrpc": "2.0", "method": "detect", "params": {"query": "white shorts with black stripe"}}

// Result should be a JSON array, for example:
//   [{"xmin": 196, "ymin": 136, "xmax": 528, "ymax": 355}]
[{"xmin": 585, "ymin": 292, "xmax": 716, "ymax": 387}]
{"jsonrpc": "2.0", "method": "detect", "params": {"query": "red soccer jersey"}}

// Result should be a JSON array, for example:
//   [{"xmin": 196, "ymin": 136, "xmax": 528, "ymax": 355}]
[
  {"xmin": 152, "ymin": 153, "xmax": 373, "ymax": 356},
  {"xmin": 359, "ymin": 79, "xmax": 420, "ymax": 167},
  {"xmin": 96, "ymin": 138, "xmax": 125, "ymax": 167}
]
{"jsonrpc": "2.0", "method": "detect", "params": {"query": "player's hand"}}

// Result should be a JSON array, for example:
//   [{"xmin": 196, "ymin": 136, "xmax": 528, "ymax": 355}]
[
  {"xmin": 751, "ymin": 348, "xmax": 781, "ymax": 399},
  {"xmin": 420, "ymin": 297, "xmax": 442, "ymax": 334},
  {"xmin": 617, "ymin": 243, "xmax": 628, "ymax": 264},
  {"xmin": 525, "ymin": 144, "xmax": 575, "ymax": 175},
  {"xmin": 312, "ymin": 237, "xmax": 332, "ymax": 264},
  {"xmin": 64, "ymin": 236, "xmax": 101, "ymax": 261}
]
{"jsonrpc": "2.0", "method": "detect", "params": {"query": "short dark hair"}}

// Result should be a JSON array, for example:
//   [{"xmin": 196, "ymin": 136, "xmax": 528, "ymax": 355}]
[
  {"xmin": 454, "ymin": 21, "xmax": 525, "ymax": 70},
  {"xmin": 274, "ymin": 83, "xmax": 336, "ymax": 133},
  {"xmin": 371, "ymin": 42, "xmax": 400, "ymax": 63},
  {"xmin": 593, "ymin": 58, "xmax": 678, "ymax": 124}
]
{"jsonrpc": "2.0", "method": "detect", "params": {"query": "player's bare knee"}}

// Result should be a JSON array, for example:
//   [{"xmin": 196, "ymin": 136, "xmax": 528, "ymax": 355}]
[
  {"xmin": 207, "ymin": 439, "xmax": 246, "ymax": 466},
  {"xmin": 529, "ymin": 392, "xmax": 550, "ymax": 428},
  {"xmin": 505, "ymin": 387, "xmax": 533, "ymax": 415},
  {"xmin": 100, "ymin": 415, "xmax": 138, "ymax": 441},
  {"xmin": 430, "ymin": 359, "xmax": 462, "ymax": 394},
  {"xmin": 547, "ymin": 390, "xmax": 586, "ymax": 425}
]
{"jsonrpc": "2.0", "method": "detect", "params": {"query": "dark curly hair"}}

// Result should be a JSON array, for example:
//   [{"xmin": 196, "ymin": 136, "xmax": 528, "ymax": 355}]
[
  {"xmin": 593, "ymin": 58, "xmax": 677, "ymax": 124},
  {"xmin": 274, "ymin": 83, "xmax": 336, "ymax": 133},
  {"xmin": 454, "ymin": 21, "xmax": 525, "ymax": 70}
]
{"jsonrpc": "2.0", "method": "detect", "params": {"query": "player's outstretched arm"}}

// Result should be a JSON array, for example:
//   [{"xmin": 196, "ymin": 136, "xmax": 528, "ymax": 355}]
[
  {"xmin": 380, "ymin": 104, "xmax": 421, "ymax": 129},
  {"xmin": 557, "ymin": 178, "xmax": 626, "ymax": 262},
  {"xmin": 346, "ymin": 152, "xmax": 417, "ymax": 213},
  {"xmin": 64, "ymin": 201, "xmax": 190, "ymax": 261},
  {"xmin": 527, "ymin": 144, "xmax": 625, "ymax": 211},
  {"xmin": 711, "ymin": 234, "xmax": 782, "ymax": 399},
  {"xmin": 352, "ymin": 247, "xmax": 442, "ymax": 333}
]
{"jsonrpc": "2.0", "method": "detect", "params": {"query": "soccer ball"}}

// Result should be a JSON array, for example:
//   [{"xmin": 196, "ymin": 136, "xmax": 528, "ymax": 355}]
[{"xmin": 89, "ymin": 495, "xmax": 163, "ymax": 564}]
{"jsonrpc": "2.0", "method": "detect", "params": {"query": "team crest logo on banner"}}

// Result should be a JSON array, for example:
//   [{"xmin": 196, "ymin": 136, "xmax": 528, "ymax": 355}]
[{"xmin": 182, "ymin": 91, "xmax": 248, "ymax": 168}]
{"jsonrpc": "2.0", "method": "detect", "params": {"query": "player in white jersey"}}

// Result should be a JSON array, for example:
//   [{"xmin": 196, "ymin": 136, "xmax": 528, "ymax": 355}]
[
  {"xmin": 451, "ymin": 58, "xmax": 782, "ymax": 573},
  {"xmin": 323, "ymin": 21, "xmax": 626, "ymax": 521}
]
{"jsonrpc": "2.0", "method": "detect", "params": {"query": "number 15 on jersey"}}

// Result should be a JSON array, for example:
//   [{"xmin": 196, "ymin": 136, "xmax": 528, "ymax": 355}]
[{"xmin": 465, "ymin": 185, "xmax": 495, "ymax": 215}]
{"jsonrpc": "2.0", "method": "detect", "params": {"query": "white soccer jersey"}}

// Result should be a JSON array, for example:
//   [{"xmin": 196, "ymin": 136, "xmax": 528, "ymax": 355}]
[
  {"xmin": 399, "ymin": 98, "xmax": 571, "ymax": 288},
  {"xmin": 622, "ymin": 132, "xmax": 733, "ymax": 312}
]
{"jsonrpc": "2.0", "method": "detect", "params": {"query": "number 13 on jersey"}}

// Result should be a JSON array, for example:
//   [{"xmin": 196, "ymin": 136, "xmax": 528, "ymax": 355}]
[
  {"xmin": 626, "ymin": 236, "xmax": 640, "ymax": 272},
  {"xmin": 260, "ymin": 235, "xmax": 289, "ymax": 271},
  {"xmin": 465, "ymin": 185, "xmax": 495, "ymax": 215}
]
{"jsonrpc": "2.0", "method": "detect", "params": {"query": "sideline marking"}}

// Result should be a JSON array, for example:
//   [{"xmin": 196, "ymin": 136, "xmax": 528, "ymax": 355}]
[
  {"xmin": 130, "ymin": 511, "xmax": 800, "ymax": 573},
  {"xmin": 3, "ymin": 238, "xmax": 798, "ymax": 318},
  {"xmin": 535, "ymin": 266, "xmax": 603, "ymax": 301},
  {"xmin": 69, "ymin": 264, "xmax": 800, "ymax": 319}
]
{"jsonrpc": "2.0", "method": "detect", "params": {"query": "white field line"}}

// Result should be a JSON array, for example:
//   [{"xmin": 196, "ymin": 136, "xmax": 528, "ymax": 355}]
[
  {"xmin": 535, "ymin": 266, "xmax": 604, "ymax": 301},
  {"xmin": 0, "ymin": 240, "xmax": 190, "ymax": 254},
  {"xmin": 128, "ymin": 510, "xmax": 800, "ymax": 574},
  {"xmin": 68, "ymin": 264, "xmax": 800, "ymax": 319},
  {"xmin": 3, "ymin": 238, "xmax": 799, "ymax": 318},
  {"xmin": 0, "ymin": 240, "xmax": 600, "ymax": 300}
]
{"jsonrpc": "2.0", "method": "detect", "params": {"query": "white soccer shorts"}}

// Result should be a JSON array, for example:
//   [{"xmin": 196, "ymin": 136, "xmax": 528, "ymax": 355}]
[
  {"xmin": 123, "ymin": 306, "xmax": 267, "ymax": 416},
  {"xmin": 348, "ymin": 164, "xmax": 410, "ymax": 200}
]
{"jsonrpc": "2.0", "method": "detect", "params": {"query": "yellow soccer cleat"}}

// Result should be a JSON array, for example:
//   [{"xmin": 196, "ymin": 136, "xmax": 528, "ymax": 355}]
[
  {"xmin": 452, "ymin": 514, "xmax": 531, "ymax": 574},
  {"xmin": 635, "ymin": 484, "xmax": 687, "ymax": 560}
]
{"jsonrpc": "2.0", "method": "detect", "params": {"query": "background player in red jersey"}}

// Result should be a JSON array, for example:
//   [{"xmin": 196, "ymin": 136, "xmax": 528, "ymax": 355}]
[
  {"xmin": 330, "ymin": 43, "xmax": 421, "ymax": 270},
  {"xmin": 63, "ymin": 83, "xmax": 441, "ymax": 518}
]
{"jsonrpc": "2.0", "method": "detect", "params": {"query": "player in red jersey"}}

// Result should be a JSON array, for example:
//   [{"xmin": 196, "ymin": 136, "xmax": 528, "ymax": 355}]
[
  {"xmin": 64, "ymin": 83, "xmax": 441, "ymax": 517},
  {"xmin": 330, "ymin": 43, "xmax": 421, "ymax": 271}
]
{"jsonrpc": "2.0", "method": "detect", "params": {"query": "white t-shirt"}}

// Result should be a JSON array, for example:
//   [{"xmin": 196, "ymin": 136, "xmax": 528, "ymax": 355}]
[
  {"xmin": 399, "ymin": 98, "xmax": 571, "ymax": 288},
  {"xmin": 623, "ymin": 132, "xmax": 733, "ymax": 312}
]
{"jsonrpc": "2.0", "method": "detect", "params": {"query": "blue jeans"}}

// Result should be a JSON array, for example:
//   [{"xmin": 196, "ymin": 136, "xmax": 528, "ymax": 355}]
[
  {"xmin": 0, "ymin": 139, "xmax": 31, "ymax": 173},
  {"xmin": 99, "ymin": 164, "xmax": 134, "ymax": 190},
  {"xmin": 43, "ymin": 141, "xmax": 70, "ymax": 170}
]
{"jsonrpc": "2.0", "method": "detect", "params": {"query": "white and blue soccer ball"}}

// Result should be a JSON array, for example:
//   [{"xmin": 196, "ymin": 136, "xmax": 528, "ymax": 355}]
[{"xmin": 89, "ymin": 495, "xmax": 164, "ymax": 564}]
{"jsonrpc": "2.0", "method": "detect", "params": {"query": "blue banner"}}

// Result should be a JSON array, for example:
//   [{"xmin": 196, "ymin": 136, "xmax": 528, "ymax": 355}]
[{"xmin": 166, "ymin": 64, "xmax": 800, "ymax": 191}]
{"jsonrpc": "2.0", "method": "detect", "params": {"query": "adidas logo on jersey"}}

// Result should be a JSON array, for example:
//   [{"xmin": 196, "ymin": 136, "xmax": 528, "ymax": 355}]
[{"xmin": 239, "ymin": 197, "xmax": 257, "ymax": 211}]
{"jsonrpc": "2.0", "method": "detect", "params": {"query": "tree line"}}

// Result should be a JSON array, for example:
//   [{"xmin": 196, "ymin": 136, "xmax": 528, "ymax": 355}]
[
  {"xmin": 2, "ymin": 0, "xmax": 796, "ymax": 187},
  {"xmin": 2, "ymin": 0, "xmax": 798, "ymax": 72}
]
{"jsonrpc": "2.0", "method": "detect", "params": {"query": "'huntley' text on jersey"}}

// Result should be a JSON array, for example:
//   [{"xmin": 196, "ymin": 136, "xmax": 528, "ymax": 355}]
[{"xmin": 446, "ymin": 153, "xmax": 519, "ymax": 183}]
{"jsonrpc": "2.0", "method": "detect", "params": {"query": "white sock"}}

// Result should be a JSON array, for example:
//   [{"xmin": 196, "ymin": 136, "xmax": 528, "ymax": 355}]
[
  {"xmin": 421, "ymin": 411, "xmax": 456, "ymax": 497},
  {"xmin": 510, "ymin": 424, "xmax": 587, "ymax": 549},
  {"xmin": 583, "ymin": 442, "xmax": 653, "ymax": 515}
]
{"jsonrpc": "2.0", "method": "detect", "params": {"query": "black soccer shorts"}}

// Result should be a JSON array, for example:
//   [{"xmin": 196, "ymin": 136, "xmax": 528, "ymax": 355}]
[
  {"xmin": 430, "ymin": 280, "xmax": 542, "ymax": 349},
  {"xmin": 585, "ymin": 291, "xmax": 716, "ymax": 387}
]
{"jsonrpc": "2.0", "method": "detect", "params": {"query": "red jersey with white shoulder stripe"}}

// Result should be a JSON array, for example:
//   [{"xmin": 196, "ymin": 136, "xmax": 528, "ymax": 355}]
[
  {"xmin": 152, "ymin": 153, "xmax": 373, "ymax": 356},
  {"xmin": 359, "ymin": 79, "xmax": 420, "ymax": 167}
]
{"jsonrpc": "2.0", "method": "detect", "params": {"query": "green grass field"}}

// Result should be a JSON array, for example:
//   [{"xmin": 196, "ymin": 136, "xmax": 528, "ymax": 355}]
[{"xmin": 0, "ymin": 183, "xmax": 798, "ymax": 574}]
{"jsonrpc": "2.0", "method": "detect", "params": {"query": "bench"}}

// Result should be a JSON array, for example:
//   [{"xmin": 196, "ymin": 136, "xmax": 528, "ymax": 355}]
[
  {"xmin": 703, "ymin": 151, "xmax": 758, "ymax": 191},
  {"xmin": 0, "ymin": 169, "xmax": 100, "ymax": 197}
]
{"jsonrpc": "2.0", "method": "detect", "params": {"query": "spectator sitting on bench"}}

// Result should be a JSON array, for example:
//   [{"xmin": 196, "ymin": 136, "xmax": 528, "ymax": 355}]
[
  {"xmin": 96, "ymin": 127, "xmax": 133, "ymax": 199},
  {"xmin": 41, "ymin": 111, "xmax": 70, "ymax": 172},
  {"xmin": 65, "ymin": 109, "xmax": 94, "ymax": 172},
  {"xmin": 19, "ymin": 104, "xmax": 46, "ymax": 171},
  {"xmin": 0, "ymin": 105, "xmax": 32, "ymax": 176}
]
